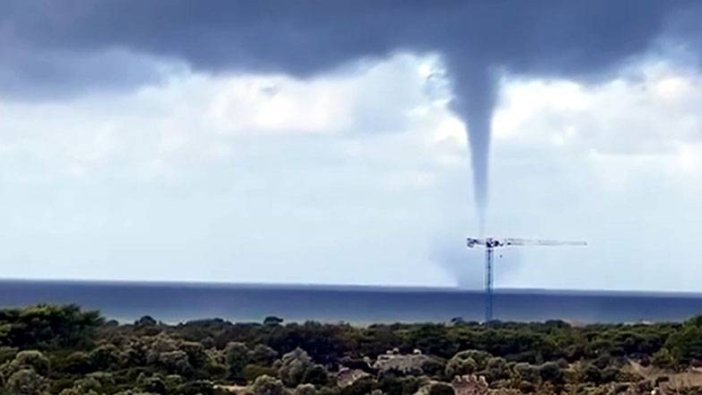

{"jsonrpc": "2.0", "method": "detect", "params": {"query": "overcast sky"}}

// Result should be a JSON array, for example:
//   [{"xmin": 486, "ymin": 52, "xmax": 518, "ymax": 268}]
[{"xmin": 1, "ymin": 1, "xmax": 702, "ymax": 291}]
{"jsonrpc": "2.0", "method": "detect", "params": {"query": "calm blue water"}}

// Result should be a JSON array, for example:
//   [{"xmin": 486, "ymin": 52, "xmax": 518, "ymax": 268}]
[{"xmin": 2, "ymin": 280, "xmax": 702, "ymax": 324}]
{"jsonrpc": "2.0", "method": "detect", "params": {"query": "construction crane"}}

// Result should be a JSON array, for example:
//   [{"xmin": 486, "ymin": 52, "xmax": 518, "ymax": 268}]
[{"xmin": 466, "ymin": 237, "xmax": 587, "ymax": 323}]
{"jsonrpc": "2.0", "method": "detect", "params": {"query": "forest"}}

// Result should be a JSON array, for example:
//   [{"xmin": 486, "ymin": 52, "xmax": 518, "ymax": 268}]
[{"xmin": 2, "ymin": 305, "xmax": 702, "ymax": 394}]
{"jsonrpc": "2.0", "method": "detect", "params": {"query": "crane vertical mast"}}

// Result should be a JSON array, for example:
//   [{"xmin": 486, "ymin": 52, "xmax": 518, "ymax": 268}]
[
  {"xmin": 484, "ymin": 246, "xmax": 494, "ymax": 324},
  {"xmin": 467, "ymin": 237, "xmax": 586, "ymax": 323}
]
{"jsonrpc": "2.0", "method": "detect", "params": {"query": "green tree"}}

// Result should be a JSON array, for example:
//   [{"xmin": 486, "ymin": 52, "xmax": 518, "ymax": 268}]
[
  {"xmin": 138, "ymin": 374, "xmax": 166, "ymax": 394},
  {"xmin": 57, "ymin": 375, "xmax": 102, "ymax": 395},
  {"xmin": 302, "ymin": 363, "xmax": 329, "ymax": 386},
  {"xmin": 277, "ymin": 348, "xmax": 314, "ymax": 387},
  {"xmin": 445, "ymin": 350, "xmax": 490, "ymax": 378},
  {"xmin": 513, "ymin": 362, "xmax": 540, "ymax": 384},
  {"xmin": 664, "ymin": 316, "xmax": 702, "ymax": 365},
  {"xmin": 244, "ymin": 364, "xmax": 278, "ymax": 383},
  {"xmin": 251, "ymin": 375, "xmax": 289, "ymax": 395},
  {"xmin": 250, "ymin": 344, "xmax": 278, "ymax": 366},
  {"xmin": 225, "ymin": 342, "xmax": 250, "ymax": 380},
  {"xmin": 6, "ymin": 368, "xmax": 47, "ymax": 395},
  {"xmin": 9, "ymin": 350, "xmax": 50, "ymax": 376},
  {"xmin": 539, "ymin": 362, "xmax": 564, "ymax": 384},
  {"xmin": 158, "ymin": 350, "xmax": 192, "ymax": 375},
  {"xmin": 63, "ymin": 351, "xmax": 92, "ymax": 374},
  {"xmin": 652, "ymin": 348, "xmax": 676, "ymax": 369},
  {"xmin": 0, "ymin": 305, "xmax": 102, "ymax": 349},
  {"xmin": 89, "ymin": 344, "xmax": 122, "ymax": 371}
]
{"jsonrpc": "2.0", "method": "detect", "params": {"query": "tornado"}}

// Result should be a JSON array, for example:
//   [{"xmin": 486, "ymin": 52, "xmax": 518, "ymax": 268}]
[{"xmin": 447, "ymin": 61, "xmax": 498, "ymax": 233}]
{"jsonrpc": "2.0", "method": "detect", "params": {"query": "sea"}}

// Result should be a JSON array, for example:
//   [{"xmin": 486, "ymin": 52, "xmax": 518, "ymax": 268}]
[{"xmin": 2, "ymin": 279, "xmax": 702, "ymax": 325}]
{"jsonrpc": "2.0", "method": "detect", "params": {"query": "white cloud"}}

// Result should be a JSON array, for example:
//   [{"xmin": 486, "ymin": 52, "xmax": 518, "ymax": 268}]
[
  {"xmin": 486, "ymin": 61, "xmax": 702, "ymax": 291},
  {"xmin": 0, "ymin": 52, "xmax": 476, "ymax": 286},
  {"xmin": 494, "ymin": 62, "xmax": 702, "ymax": 156},
  {"xmin": 1, "ymin": 54, "xmax": 701, "ymax": 291}
]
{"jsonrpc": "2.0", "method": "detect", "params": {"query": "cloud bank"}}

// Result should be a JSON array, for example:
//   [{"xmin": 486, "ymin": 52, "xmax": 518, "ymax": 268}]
[
  {"xmin": 3, "ymin": 1, "xmax": 702, "ymax": 225},
  {"xmin": 1, "ymin": 2, "xmax": 702, "ymax": 289}
]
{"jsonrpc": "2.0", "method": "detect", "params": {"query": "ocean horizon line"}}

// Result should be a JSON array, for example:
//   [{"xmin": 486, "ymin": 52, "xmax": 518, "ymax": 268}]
[{"xmin": 1, "ymin": 277, "xmax": 700, "ymax": 299}]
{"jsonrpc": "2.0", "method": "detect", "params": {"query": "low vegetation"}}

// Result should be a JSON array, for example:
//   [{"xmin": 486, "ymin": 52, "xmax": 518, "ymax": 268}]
[{"xmin": 2, "ymin": 305, "xmax": 702, "ymax": 394}]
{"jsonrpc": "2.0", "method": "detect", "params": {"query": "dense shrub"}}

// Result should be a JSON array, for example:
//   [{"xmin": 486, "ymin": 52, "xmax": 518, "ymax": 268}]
[
  {"xmin": 251, "ymin": 375, "xmax": 288, "ymax": 395},
  {"xmin": 445, "ymin": 350, "xmax": 491, "ymax": 377},
  {"xmin": 539, "ymin": 361, "xmax": 564, "ymax": 384},
  {"xmin": 244, "ymin": 364, "xmax": 278, "ymax": 383},
  {"xmin": 225, "ymin": 341, "xmax": 249, "ymax": 380},
  {"xmin": 277, "ymin": 348, "xmax": 317, "ymax": 387},
  {"xmin": 63, "ymin": 351, "xmax": 92, "ymax": 374},
  {"xmin": 6, "ymin": 368, "xmax": 47, "ymax": 395},
  {"xmin": 0, "ymin": 304, "xmax": 697, "ymax": 395},
  {"xmin": 8, "ymin": 350, "xmax": 50, "ymax": 376},
  {"xmin": 0, "ymin": 305, "xmax": 102, "ymax": 349},
  {"xmin": 663, "ymin": 317, "xmax": 702, "ymax": 365}
]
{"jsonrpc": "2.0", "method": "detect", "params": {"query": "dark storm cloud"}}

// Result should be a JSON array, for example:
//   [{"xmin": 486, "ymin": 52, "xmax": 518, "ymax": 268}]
[
  {"xmin": 3, "ymin": 1, "xmax": 692, "ymax": 82},
  {"xmin": 1, "ymin": 0, "xmax": 700, "ymax": 223}
]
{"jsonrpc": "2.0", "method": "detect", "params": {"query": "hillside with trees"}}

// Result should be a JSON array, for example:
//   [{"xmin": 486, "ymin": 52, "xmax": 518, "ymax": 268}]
[{"xmin": 2, "ymin": 305, "xmax": 702, "ymax": 394}]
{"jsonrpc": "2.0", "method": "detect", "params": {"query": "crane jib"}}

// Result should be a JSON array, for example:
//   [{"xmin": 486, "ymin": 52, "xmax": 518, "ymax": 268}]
[{"xmin": 465, "ymin": 236, "xmax": 587, "ymax": 323}]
